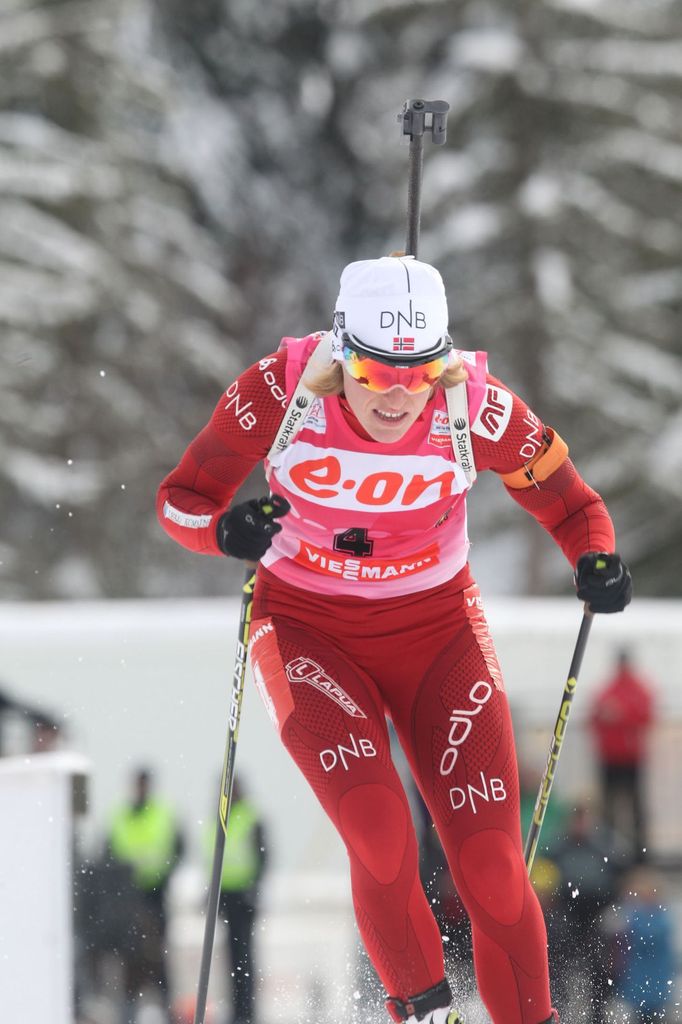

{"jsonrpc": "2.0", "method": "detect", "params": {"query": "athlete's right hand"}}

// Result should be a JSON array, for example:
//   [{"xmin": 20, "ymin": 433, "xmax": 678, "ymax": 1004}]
[{"xmin": 216, "ymin": 494, "xmax": 290, "ymax": 561}]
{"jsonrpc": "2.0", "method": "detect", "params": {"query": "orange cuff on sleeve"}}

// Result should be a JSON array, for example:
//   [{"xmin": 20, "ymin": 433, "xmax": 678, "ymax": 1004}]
[{"xmin": 499, "ymin": 428, "xmax": 569, "ymax": 489}]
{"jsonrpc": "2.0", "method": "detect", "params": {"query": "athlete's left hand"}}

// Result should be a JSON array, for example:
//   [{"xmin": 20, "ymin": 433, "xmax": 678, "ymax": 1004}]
[{"xmin": 574, "ymin": 552, "xmax": 632, "ymax": 613}]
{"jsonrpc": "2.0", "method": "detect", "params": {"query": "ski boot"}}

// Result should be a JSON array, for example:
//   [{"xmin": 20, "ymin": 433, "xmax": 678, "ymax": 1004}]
[
  {"xmin": 539, "ymin": 1012, "xmax": 559, "ymax": 1024},
  {"xmin": 385, "ymin": 979, "xmax": 463, "ymax": 1024}
]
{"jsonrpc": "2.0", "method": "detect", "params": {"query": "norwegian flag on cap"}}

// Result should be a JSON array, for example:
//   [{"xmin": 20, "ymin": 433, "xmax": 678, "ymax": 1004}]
[{"xmin": 392, "ymin": 337, "xmax": 415, "ymax": 352}]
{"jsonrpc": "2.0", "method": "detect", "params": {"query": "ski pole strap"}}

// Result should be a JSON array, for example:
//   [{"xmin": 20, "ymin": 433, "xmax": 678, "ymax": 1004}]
[{"xmin": 386, "ymin": 979, "xmax": 453, "ymax": 1023}]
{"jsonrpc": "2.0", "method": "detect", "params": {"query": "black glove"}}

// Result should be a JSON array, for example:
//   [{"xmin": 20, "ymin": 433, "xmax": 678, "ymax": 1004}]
[
  {"xmin": 574, "ymin": 552, "xmax": 632, "ymax": 613},
  {"xmin": 216, "ymin": 494, "xmax": 290, "ymax": 561}
]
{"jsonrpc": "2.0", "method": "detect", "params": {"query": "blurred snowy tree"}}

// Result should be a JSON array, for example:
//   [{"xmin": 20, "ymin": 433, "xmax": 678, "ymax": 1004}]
[
  {"xmin": 150, "ymin": 0, "xmax": 363, "ymax": 341},
  {"xmin": 1, "ymin": 0, "xmax": 680, "ymax": 598},
  {"xmin": 0, "ymin": 0, "xmax": 249, "ymax": 597}
]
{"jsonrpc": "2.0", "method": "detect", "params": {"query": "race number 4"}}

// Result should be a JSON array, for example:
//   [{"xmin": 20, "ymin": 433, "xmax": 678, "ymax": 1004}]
[{"xmin": 333, "ymin": 528, "xmax": 374, "ymax": 557}]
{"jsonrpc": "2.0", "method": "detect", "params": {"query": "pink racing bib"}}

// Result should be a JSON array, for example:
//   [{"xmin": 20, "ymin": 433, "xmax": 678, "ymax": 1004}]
[{"xmin": 261, "ymin": 335, "xmax": 488, "ymax": 598}]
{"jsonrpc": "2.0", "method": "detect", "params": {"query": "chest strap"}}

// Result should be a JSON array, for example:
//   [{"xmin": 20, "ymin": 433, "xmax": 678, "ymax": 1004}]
[
  {"xmin": 445, "ymin": 381, "xmax": 477, "ymax": 485},
  {"xmin": 266, "ymin": 333, "xmax": 333, "ymax": 463}
]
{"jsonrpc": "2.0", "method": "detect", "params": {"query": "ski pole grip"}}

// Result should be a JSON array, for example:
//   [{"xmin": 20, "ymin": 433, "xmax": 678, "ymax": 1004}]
[{"xmin": 399, "ymin": 99, "xmax": 450, "ymax": 144}]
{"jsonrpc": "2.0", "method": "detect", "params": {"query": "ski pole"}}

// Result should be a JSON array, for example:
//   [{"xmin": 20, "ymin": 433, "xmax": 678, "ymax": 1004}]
[
  {"xmin": 193, "ymin": 565, "xmax": 256, "ymax": 1024},
  {"xmin": 399, "ymin": 98, "xmax": 450, "ymax": 257},
  {"xmin": 524, "ymin": 606, "xmax": 594, "ymax": 872}
]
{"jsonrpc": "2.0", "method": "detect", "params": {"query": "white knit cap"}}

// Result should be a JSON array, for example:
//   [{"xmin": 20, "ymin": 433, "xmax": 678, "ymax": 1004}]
[{"xmin": 332, "ymin": 255, "xmax": 450, "ymax": 363}]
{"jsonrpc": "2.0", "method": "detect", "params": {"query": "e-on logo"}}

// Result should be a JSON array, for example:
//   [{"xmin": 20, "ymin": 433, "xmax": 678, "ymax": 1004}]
[{"xmin": 291, "ymin": 460, "xmax": 455, "ymax": 506}]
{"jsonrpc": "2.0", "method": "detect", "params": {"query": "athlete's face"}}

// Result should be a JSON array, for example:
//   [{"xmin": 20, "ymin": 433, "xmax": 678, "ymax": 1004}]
[{"xmin": 342, "ymin": 368, "xmax": 432, "ymax": 443}]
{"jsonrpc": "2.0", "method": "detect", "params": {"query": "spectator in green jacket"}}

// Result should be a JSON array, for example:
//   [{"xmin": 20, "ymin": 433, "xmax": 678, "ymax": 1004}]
[
  {"xmin": 106, "ymin": 766, "xmax": 184, "ymax": 1024},
  {"xmin": 207, "ymin": 775, "xmax": 267, "ymax": 1024}
]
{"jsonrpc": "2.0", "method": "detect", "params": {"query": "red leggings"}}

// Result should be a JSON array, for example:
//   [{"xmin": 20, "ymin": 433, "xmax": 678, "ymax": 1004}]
[{"xmin": 250, "ymin": 568, "xmax": 551, "ymax": 1024}]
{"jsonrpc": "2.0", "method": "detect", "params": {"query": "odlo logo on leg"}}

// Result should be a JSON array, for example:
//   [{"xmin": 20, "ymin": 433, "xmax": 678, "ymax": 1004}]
[{"xmin": 439, "ymin": 680, "xmax": 493, "ymax": 776}]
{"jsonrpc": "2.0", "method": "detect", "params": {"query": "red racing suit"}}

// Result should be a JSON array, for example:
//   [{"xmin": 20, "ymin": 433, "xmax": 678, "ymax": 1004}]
[{"xmin": 157, "ymin": 340, "xmax": 615, "ymax": 1024}]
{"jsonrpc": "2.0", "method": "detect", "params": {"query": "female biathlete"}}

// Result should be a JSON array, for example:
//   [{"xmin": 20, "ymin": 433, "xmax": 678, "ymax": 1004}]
[{"xmin": 157, "ymin": 255, "xmax": 631, "ymax": 1024}]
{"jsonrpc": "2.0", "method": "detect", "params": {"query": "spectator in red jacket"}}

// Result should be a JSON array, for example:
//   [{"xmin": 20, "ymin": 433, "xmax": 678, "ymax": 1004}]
[{"xmin": 588, "ymin": 649, "xmax": 655, "ymax": 862}]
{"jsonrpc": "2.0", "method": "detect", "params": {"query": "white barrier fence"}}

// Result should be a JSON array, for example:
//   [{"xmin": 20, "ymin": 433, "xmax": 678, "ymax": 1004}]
[{"xmin": 0, "ymin": 752, "xmax": 89, "ymax": 1024}]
